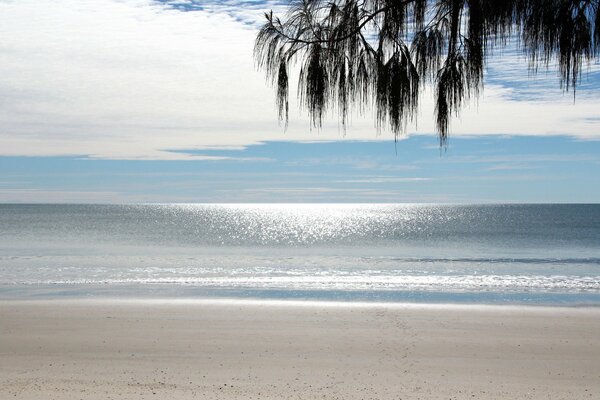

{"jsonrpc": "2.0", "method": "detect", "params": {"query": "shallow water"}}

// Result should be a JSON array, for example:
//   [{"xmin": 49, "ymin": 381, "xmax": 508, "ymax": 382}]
[{"xmin": 1, "ymin": 204, "xmax": 599, "ymax": 304}]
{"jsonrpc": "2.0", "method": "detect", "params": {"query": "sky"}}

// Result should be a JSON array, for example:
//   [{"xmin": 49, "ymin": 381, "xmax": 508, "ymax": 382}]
[{"xmin": 0, "ymin": 0, "xmax": 599, "ymax": 203}]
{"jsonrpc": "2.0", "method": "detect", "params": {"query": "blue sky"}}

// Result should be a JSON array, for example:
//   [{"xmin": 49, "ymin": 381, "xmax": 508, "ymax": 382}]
[
  {"xmin": 0, "ymin": 0, "xmax": 599, "ymax": 203},
  {"xmin": 1, "ymin": 136, "xmax": 599, "ymax": 203}
]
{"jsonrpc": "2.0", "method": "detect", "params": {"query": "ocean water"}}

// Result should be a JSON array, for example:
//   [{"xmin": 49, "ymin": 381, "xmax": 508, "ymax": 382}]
[{"xmin": 1, "ymin": 203, "xmax": 599, "ymax": 305}]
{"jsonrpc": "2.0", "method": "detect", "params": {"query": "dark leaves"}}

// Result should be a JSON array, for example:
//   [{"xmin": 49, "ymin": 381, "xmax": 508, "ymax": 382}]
[
  {"xmin": 376, "ymin": 46, "xmax": 420, "ymax": 137},
  {"xmin": 436, "ymin": 52, "xmax": 468, "ymax": 138},
  {"xmin": 412, "ymin": 28, "xmax": 445, "ymax": 82},
  {"xmin": 276, "ymin": 61, "xmax": 289, "ymax": 126},
  {"xmin": 518, "ymin": 0, "xmax": 597, "ymax": 92},
  {"xmin": 299, "ymin": 45, "xmax": 328, "ymax": 128},
  {"xmin": 254, "ymin": 0, "xmax": 599, "ymax": 145}
]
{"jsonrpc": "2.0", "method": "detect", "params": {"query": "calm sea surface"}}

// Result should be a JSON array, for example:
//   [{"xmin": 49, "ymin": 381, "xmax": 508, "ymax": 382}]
[{"xmin": 1, "ymin": 204, "xmax": 599, "ymax": 304}]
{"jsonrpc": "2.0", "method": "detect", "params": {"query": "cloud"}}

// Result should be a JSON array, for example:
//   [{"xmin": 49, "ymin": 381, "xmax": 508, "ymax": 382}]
[
  {"xmin": 0, "ymin": 0, "xmax": 598, "ymax": 160},
  {"xmin": 0, "ymin": 189, "xmax": 123, "ymax": 203},
  {"xmin": 158, "ymin": 0, "xmax": 289, "ymax": 26},
  {"xmin": 484, "ymin": 163, "xmax": 540, "ymax": 172},
  {"xmin": 429, "ymin": 153, "xmax": 600, "ymax": 165},
  {"xmin": 482, "ymin": 41, "xmax": 600, "ymax": 101},
  {"xmin": 338, "ymin": 177, "xmax": 432, "ymax": 183},
  {"xmin": 214, "ymin": 187, "xmax": 434, "ymax": 202}
]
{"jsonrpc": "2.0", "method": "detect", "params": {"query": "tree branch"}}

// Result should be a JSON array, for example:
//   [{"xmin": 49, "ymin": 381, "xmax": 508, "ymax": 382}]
[{"xmin": 265, "ymin": 0, "xmax": 418, "ymax": 46}]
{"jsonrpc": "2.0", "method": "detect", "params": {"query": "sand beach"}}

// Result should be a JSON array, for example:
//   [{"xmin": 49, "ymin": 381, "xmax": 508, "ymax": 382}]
[{"xmin": 1, "ymin": 300, "xmax": 599, "ymax": 400}]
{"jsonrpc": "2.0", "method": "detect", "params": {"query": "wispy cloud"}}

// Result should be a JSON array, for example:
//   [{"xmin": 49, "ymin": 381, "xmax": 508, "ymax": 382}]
[
  {"xmin": 435, "ymin": 153, "xmax": 600, "ymax": 164},
  {"xmin": 0, "ymin": 189, "xmax": 123, "ymax": 203},
  {"xmin": 158, "ymin": 0, "xmax": 288, "ymax": 26},
  {"xmin": 338, "ymin": 177, "xmax": 432, "ymax": 183},
  {"xmin": 482, "ymin": 41, "xmax": 600, "ymax": 102},
  {"xmin": 0, "ymin": 0, "xmax": 598, "ymax": 161},
  {"xmin": 484, "ymin": 163, "xmax": 540, "ymax": 172}
]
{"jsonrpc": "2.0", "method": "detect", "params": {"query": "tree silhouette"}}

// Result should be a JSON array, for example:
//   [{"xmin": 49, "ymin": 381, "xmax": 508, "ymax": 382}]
[{"xmin": 254, "ymin": 0, "xmax": 599, "ymax": 144}]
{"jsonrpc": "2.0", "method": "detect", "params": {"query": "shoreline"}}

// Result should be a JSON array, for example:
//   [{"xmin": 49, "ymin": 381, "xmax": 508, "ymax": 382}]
[
  {"xmin": 3, "ymin": 283, "xmax": 600, "ymax": 307},
  {"xmin": 2, "ymin": 299, "xmax": 600, "ymax": 399},
  {"xmin": 3, "ymin": 296, "xmax": 600, "ymax": 310}
]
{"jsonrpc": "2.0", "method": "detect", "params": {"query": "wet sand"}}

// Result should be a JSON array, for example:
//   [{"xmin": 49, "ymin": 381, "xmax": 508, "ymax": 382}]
[{"xmin": 1, "ymin": 300, "xmax": 599, "ymax": 399}]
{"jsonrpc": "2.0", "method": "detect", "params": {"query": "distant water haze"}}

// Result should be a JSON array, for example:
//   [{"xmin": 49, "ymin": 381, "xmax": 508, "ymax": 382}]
[{"xmin": 1, "ymin": 204, "xmax": 599, "ymax": 304}]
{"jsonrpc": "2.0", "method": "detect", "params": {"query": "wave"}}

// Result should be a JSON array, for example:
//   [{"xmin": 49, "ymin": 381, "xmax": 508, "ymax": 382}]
[{"xmin": 11, "ymin": 274, "xmax": 600, "ymax": 293}]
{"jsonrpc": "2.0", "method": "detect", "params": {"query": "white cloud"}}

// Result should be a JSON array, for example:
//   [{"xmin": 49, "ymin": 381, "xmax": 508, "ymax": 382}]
[
  {"xmin": 0, "ymin": 188, "xmax": 123, "ymax": 203},
  {"xmin": 0, "ymin": 0, "xmax": 599, "ymax": 160},
  {"xmin": 338, "ymin": 177, "xmax": 432, "ymax": 183}
]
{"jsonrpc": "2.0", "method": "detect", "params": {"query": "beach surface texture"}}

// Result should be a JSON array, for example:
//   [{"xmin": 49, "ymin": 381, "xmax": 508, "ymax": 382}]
[{"xmin": 1, "ymin": 300, "xmax": 599, "ymax": 400}]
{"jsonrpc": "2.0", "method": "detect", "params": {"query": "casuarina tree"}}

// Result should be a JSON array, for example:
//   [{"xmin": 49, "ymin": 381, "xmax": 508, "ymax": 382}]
[{"xmin": 254, "ymin": 0, "xmax": 599, "ymax": 144}]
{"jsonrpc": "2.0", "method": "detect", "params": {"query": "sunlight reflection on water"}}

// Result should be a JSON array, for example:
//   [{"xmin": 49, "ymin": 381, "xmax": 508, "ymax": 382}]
[{"xmin": 1, "ymin": 204, "xmax": 599, "ymax": 302}]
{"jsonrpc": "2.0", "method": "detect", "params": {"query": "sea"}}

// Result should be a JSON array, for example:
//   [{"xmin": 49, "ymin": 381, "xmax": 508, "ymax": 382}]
[{"xmin": 1, "ymin": 203, "xmax": 599, "ymax": 305}]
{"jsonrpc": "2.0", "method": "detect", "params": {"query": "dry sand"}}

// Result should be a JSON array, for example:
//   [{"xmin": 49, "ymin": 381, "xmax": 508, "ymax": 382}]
[{"xmin": 1, "ymin": 299, "xmax": 599, "ymax": 399}]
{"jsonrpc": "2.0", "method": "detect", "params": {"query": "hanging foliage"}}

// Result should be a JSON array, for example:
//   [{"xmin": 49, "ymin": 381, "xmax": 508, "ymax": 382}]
[{"xmin": 255, "ymin": 0, "xmax": 600, "ymax": 144}]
